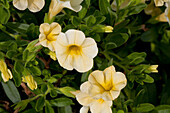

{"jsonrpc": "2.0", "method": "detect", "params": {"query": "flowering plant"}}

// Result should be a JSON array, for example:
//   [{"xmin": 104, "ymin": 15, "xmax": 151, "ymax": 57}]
[{"xmin": 0, "ymin": 0, "xmax": 169, "ymax": 113}]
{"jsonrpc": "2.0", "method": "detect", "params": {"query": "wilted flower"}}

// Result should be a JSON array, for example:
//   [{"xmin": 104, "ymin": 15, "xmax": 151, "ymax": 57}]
[
  {"xmin": 0, "ymin": 59, "xmax": 13, "ymax": 82},
  {"xmin": 75, "ymin": 82, "xmax": 113, "ymax": 113},
  {"xmin": 86, "ymin": 65, "xmax": 127, "ymax": 101},
  {"xmin": 22, "ymin": 75, "xmax": 37, "ymax": 90},
  {"xmin": 48, "ymin": 0, "xmax": 83, "ymax": 20},
  {"xmin": 148, "ymin": 65, "xmax": 158, "ymax": 73},
  {"xmin": 54, "ymin": 29, "xmax": 98, "ymax": 73},
  {"xmin": 154, "ymin": 0, "xmax": 170, "ymax": 6},
  {"xmin": 13, "ymin": 0, "xmax": 45, "ymax": 12},
  {"xmin": 39, "ymin": 22, "xmax": 62, "ymax": 51}
]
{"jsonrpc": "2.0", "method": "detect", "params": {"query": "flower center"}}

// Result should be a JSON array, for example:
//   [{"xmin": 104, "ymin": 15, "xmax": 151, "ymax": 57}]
[
  {"xmin": 97, "ymin": 98, "xmax": 105, "ymax": 104},
  {"xmin": 68, "ymin": 45, "xmax": 82, "ymax": 55},
  {"xmin": 47, "ymin": 33, "xmax": 57, "ymax": 42}
]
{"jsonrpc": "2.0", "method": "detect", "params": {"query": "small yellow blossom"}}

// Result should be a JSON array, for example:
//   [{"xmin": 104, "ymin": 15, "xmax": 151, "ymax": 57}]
[
  {"xmin": 22, "ymin": 75, "xmax": 37, "ymax": 90},
  {"xmin": 0, "ymin": 59, "xmax": 13, "ymax": 82},
  {"xmin": 85, "ymin": 65, "xmax": 127, "ymax": 101},
  {"xmin": 54, "ymin": 29, "xmax": 98, "ymax": 73},
  {"xmin": 48, "ymin": 0, "xmax": 83, "ymax": 20},
  {"xmin": 148, "ymin": 65, "xmax": 158, "ymax": 73},
  {"xmin": 75, "ymin": 82, "xmax": 112, "ymax": 113},
  {"xmin": 13, "ymin": 0, "xmax": 45, "ymax": 12},
  {"xmin": 39, "ymin": 22, "xmax": 62, "ymax": 51},
  {"xmin": 103, "ymin": 26, "xmax": 113, "ymax": 33},
  {"xmin": 48, "ymin": 51, "xmax": 57, "ymax": 61}
]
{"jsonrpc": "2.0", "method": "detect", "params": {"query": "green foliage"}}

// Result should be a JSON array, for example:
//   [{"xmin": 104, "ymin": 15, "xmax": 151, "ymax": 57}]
[{"xmin": 0, "ymin": 0, "xmax": 169, "ymax": 113}]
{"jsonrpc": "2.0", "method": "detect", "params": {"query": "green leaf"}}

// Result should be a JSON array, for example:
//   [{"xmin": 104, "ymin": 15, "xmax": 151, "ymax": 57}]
[
  {"xmin": 58, "ymin": 87, "xmax": 76, "ymax": 98},
  {"xmin": 143, "ymin": 75, "xmax": 154, "ymax": 83},
  {"xmin": 1, "ymin": 80, "xmax": 21, "ymax": 103},
  {"xmin": 6, "ymin": 50, "xmax": 17, "ymax": 59},
  {"xmin": 84, "ymin": 15, "xmax": 96, "ymax": 26},
  {"xmin": 126, "ymin": 52, "xmax": 146, "ymax": 65},
  {"xmin": 106, "ymin": 33, "xmax": 129, "ymax": 49},
  {"xmin": 155, "ymin": 105, "xmax": 170, "ymax": 113},
  {"xmin": 12, "ymin": 70, "xmax": 21, "ymax": 87},
  {"xmin": 141, "ymin": 28, "xmax": 158, "ymax": 42},
  {"xmin": 35, "ymin": 96, "xmax": 45, "ymax": 112},
  {"xmin": 7, "ymin": 41, "xmax": 17, "ymax": 50},
  {"xmin": 50, "ymin": 89, "xmax": 58, "ymax": 98},
  {"xmin": 45, "ymin": 101, "xmax": 55, "ymax": 113},
  {"xmin": 0, "ymin": 32, "xmax": 14, "ymax": 42},
  {"xmin": 14, "ymin": 99, "xmax": 30, "ymax": 112},
  {"xmin": 0, "ymin": 5, "xmax": 10, "ymax": 24},
  {"xmin": 99, "ymin": 0, "xmax": 111, "ymax": 15},
  {"xmin": 6, "ymin": 22, "xmax": 29, "ymax": 34},
  {"xmin": 71, "ymin": 16, "xmax": 81, "ymax": 26},
  {"xmin": 22, "ymin": 109, "xmax": 38, "ymax": 113},
  {"xmin": 14, "ymin": 61, "xmax": 24, "ymax": 74},
  {"xmin": 50, "ymin": 98, "xmax": 74, "ymax": 107},
  {"xmin": 136, "ymin": 103, "xmax": 155, "ymax": 112},
  {"xmin": 57, "ymin": 106, "xmax": 72, "ymax": 113},
  {"xmin": 28, "ymin": 66, "xmax": 41, "ymax": 76}
]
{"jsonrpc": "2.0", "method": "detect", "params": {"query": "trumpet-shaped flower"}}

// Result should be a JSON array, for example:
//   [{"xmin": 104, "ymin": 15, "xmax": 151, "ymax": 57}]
[
  {"xmin": 75, "ymin": 82, "xmax": 112, "ymax": 113},
  {"xmin": 13, "ymin": 0, "xmax": 45, "ymax": 12},
  {"xmin": 154, "ymin": 0, "xmax": 170, "ymax": 6},
  {"xmin": 22, "ymin": 75, "xmax": 37, "ymax": 90},
  {"xmin": 54, "ymin": 29, "xmax": 98, "ymax": 73},
  {"xmin": 39, "ymin": 22, "xmax": 62, "ymax": 51},
  {"xmin": 48, "ymin": 0, "xmax": 83, "ymax": 20},
  {"xmin": 0, "ymin": 59, "xmax": 13, "ymax": 82},
  {"xmin": 85, "ymin": 65, "xmax": 127, "ymax": 101}
]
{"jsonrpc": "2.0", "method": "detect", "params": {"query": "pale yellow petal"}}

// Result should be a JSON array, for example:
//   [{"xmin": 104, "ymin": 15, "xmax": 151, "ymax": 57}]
[
  {"xmin": 73, "ymin": 53, "xmax": 93, "ymax": 72},
  {"xmin": 88, "ymin": 84, "xmax": 104, "ymax": 99},
  {"xmin": 65, "ymin": 30, "xmax": 85, "ymax": 45},
  {"xmin": 55, "ymin": 32, "xmax": 68, "ymax": 47},
  {"xmin": 63, "ymin": 1, "xmax": 82, "ymax": 12},
  {"xmin": 70, "ymin": 0, "xmax": 83, "ymax": 7},
  {"xmin": 113, "ymin": 72, "xmax": 127, "ymax": 90},
  {"xmin": 90, "ymin": 99, "xmax": 112, "ymax": 113},
  {"xmin": 110, "ymin": 90, "xmax": 121, "ymax": 100},
  {"xmin": 7, "ymin": 69, "xmax": 13, "ymax": 79},
  {"xmin": 81, "ymin": 38, "xmax": 98, "ymax": 59},
  {"xmin": 155, "ymin": 13, "xmax": 168, "ymax": 22},
  {"xmin": 13, "ymin": 0, "xmax": 28, "ymax": 10},
  {"xmin": 76, "ymin": 92, "xmax": 94, "ymax": 106},
  {"xmin": 165, "ymin": 3, "xmax": 170, "ymax": 24},
  {"xmin": 28, "ymin": 0, "xmax": 45, "ymax": 12},
  {"xmin": 39, "ymin": 23, "xmax": 50, "ymax": 34},
  {"xmin": 1, "ymin": 73, "xmax": 8, "ymax": 82},
  {"xmin": 80, "ymin": 81, "xmax": 91, "ymax": 94},
  {"xmin": 80, "ymin": 106, "xmax": 89, "ymax": 113},
  {"xmin": 88, "ymin": 70, "xmax": 104, "ymax": 84},
  {"xmin": 48, "ymin": 0, "xmax": 64, "ymax": 20},
  {"xmin": 57, "ymin": 53, "xmax": 74, "ymax": 70},
  {"xmin": 50, "ymin": 22, "xmax": 62, "ymax": 34},
  {"xmin": 154, "ymin": 0, "xmax": 164, "ymax": 6}
]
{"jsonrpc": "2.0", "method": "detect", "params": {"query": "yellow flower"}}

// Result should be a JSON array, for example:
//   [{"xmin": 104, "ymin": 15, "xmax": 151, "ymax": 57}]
[
  {"xmin": 103, "ymin": 26, "xmax": 113, "ymax": 33},
  {"xmin": 154, "ymin": 0, "xmax": 169, "ymax": 6},
  {"xmin": 85, "ymin": 65, "xmax": 127, "ymax": 101},
  {"xmin": 75, "ymin": 82, "xmax": 112, "ymax": 113},
  {"xmin": 39, "ymin": 22, "xmax": 62, "ymax": 51},
  {"xmin": 54, "ymin": 29, "xmax": 98, "ymax": 73},
  {"xmin": 13, "ymin": 0, "xmax": 45, "ymax": 12},
  {"xmin": 48, "ymin": 51, "xmax": 57, "ymax": 61},
  {"xmin": 48, "ymin": 0, "xmax": 83, "ymax": 20},
  {"xmin": 0, "ymin": 59, "xmax": 13, "ymax": 82},
  {"xmin": 22, "ymin": 75, "xmax": 37, "ymax": 90},
  {"xmin": 148, "ymin": 65, "xmax": 158, "ymax": 73}
]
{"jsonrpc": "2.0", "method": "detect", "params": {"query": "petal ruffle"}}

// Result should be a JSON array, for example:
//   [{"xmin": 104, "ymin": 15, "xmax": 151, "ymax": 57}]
[{"xmin": 13, "ymin": 0, "xmax": 28, "ymax": 10}]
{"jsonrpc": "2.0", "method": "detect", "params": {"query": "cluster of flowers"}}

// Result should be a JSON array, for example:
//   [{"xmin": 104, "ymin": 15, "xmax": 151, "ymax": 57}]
[{"xmin": 0, "ymin": 0, "xmax": 159, "ymax": 113}]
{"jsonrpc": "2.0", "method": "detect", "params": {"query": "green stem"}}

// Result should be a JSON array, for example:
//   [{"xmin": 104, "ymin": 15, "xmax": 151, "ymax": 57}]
[
  {"xmin": 102, "ymin": 51, "xmax": 129, "ymax": 73},
  {"xmin": 107, "ymin": 51, "xmax": 123, "ymax": 61},
  {"xmin": 1, "ymin": 29, "xmax": 15, "ymax": 38}
]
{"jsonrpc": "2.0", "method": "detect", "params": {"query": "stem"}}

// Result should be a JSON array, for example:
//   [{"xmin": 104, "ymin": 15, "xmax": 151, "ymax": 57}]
[
  {"xmin": 107, "ymin": 51, "xmax": 123, "ymax": 61},
  {"xmin": 102, "ymin": 51, "xmax": 129, "ymax": 73}
]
